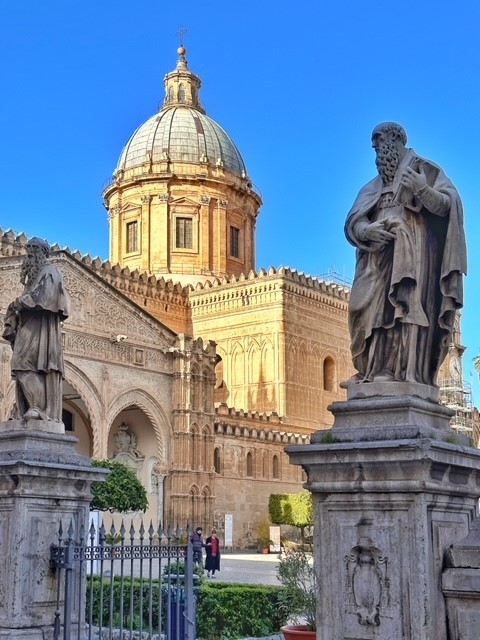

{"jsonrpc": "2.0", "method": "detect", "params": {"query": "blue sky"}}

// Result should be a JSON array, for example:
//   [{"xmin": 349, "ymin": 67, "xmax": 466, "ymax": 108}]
[{"xmin": 1, "ymin": 1, "xmax": 480, "ymax": 399}]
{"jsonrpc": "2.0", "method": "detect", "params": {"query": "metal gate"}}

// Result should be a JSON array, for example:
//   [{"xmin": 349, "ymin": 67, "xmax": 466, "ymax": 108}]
[{"xmin": 50, "ymin": 520, "xmax": 196, "ymax": 640}]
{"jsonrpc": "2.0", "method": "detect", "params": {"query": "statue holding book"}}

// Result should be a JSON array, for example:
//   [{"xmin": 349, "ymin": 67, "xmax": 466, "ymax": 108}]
[{"xmin": 344, "ymin": 122, "xmax": 466, "ymax": 387}]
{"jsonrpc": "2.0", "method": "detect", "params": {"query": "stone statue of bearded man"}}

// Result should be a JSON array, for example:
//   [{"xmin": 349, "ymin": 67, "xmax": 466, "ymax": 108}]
[
  {"xmin": 344, "ymin": 123, "xmax": 466, "ymax": 389},
  {"xmin": 3, "ymin": 237, "xmax": 70, "ymax": 422}
]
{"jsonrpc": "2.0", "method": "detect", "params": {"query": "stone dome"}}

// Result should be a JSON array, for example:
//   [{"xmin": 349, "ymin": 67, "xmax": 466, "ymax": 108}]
[
  {"xmin": 116, "ymin": 107, "xmax": 247, "ymax": 177},
  {"xmin": 115, "ymin": 48, "xmax": 247, "ymax": 178}
]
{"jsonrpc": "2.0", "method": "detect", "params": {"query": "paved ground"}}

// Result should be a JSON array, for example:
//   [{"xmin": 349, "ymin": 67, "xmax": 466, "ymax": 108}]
[{"xmin": 203, "ymin": 551, "xmax": 281, "ymax": 585}]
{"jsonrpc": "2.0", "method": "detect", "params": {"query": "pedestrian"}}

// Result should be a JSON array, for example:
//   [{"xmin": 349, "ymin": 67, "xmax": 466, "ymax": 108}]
[
  {"xmin": 205, "ymin": 529, "xmax": 221, "ymax": 578},
  {"xmin": 191, "ymin": 527, "xmax": 205, "ymax": 570}
]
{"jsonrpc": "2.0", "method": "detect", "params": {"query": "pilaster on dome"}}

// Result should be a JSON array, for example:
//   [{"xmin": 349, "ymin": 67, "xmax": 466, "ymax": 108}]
[{"xmin": 162, "ymin": 47, "xmax": 206, "ymax": 114}]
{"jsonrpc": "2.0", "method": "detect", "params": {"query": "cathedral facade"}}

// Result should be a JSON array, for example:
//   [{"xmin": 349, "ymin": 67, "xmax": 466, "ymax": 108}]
[{"xmin": 1, "ymin": 48, "xmax": 473, "ymax": 546}]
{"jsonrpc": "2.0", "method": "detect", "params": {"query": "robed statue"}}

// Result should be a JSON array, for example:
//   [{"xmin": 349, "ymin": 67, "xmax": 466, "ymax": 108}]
[
  {"xmin": 344, "ymin": 123, "xmax": 466, "ymax": 387},
  {"xmin": 2, "ymin": 237, "xmax": 70, "ymax": 422}
]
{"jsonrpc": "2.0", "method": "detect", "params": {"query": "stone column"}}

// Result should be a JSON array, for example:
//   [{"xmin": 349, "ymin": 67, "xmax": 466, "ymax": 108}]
[
  {"xmin": 287, "ymin": 393, "xmax": 480, "ymax": 640},
  {"xmin": 0, "ymin": 421, "xmax": 106, "ymax": 640}
]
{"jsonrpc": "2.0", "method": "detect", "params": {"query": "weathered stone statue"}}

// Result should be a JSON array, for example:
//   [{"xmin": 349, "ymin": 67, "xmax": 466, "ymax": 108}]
[
  {"xmin": 344, "ymin": 122, "xmax": 466, "ymax": 387},
  {"xmin": 2, "ymin": 237, "xmax": 69, "ymax": 422}
]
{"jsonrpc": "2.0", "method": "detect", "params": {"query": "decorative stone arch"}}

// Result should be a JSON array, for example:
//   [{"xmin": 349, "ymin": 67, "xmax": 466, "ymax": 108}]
[
  {"xmin": 202, "ymin": 423, "xmax": 212, "ymax": 437},
  {"xmin": 191, "ymin": 363, "xmax": 201, "ymax": 411},
  {"xmin": 298, "ymin": 340, "xmax": 308, "ymax": 386},
  {"xmin": 106, "ymin": 388, "xmax": 170, "ymax": 469},
  {"xmin": 247, "ymin": 338, "xmax": 261, "ymax": 385},
  {"xmin": 231, "ymin": 341, "xmax": 244, "ymax": 387},
  {"xmin": 64, "ymin": 360, "xmax": 103, "ymax": 456},
  {"xmin": 260, "ymin": 337, "xmax": 274, "ymax": 382},
  {"xmin": 190, "ymin": 422, "xmax": 199, "ymax": 469}
]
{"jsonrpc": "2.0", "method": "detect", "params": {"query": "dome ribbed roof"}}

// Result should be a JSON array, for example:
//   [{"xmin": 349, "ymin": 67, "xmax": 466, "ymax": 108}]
[
  {"xmin": 115, "ymin": 49, "xmax": 247, "ymax": 178},
  {"xmin": 116, "ymin": 107, "xmax": 247, "ymax": 176}
]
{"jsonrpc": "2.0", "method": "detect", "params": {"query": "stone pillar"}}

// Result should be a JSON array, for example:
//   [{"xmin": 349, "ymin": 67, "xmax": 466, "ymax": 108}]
[
  {"xmin": 0, "ymin": 421, "xmax": 106, "ymax": 640},
  {"xmin": 287, "ymin": 394, "xmax": 480, "ymax": 640}
]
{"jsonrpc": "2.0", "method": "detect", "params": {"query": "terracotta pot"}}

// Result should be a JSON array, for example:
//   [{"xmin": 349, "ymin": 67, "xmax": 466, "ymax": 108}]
[
  {"xmin": 281, "ymin": 624, "xmax": 316, "ymax": 640},
  {"xmin": 261, "ymin": 547, "xmax": 270, "ymax": 554}
]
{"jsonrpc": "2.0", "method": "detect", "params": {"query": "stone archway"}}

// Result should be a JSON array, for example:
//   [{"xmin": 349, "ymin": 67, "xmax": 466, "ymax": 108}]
[
  {"xmin": 62, "ymin": 380, "xmax": 93, "ymax": 456},
  {"xmin": 64, "ymin": 361, "xmax": 103, "ymax": 457},
  {"xmin": 106, "ymin": 390, "xmax": 171, "ymax": 527}
]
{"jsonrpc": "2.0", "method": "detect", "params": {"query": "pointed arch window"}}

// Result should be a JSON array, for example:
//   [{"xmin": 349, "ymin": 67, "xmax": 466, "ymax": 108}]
[
  {"xmin": 246, "ymin": 451, "xmax": 253, "ymax": 477},
  {"xmin": 214, "ymin": 447, "xmax": 221, "ymax": 474},
  {"xmin": 272, "ymin": 455, "xmax": 280, "ymax": 479}
]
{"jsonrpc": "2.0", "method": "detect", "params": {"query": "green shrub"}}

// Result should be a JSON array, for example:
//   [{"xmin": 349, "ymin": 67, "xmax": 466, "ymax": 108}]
[
  {"xmin": 196, "ymin": 583, "xmax": 288, "ymax": 639},
  {"xmin": 85, "ymin": 576, "xmax": 289, "ymax": 639}
]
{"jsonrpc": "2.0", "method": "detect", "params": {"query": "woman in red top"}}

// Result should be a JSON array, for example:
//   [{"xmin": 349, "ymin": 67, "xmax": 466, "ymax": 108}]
[{"xmin": 205, "ymin": 529, "xmax": 221, "ymax": 578}]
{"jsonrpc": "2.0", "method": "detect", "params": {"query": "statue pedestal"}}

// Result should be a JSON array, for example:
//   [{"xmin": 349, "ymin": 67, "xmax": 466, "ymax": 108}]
[
  {"xmin": 287, "ymin": 397, "xmax": 480, "ymax": 640},
  {"xmin": 0, "ymin": 422, "xmax": 105, "ymax": 639}
]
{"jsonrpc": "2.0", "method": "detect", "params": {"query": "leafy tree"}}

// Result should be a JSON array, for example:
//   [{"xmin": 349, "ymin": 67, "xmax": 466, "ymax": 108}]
[
  {"xmin": 90, "ymin": 459, "xmax": 148, "ymax": 513},
  {"xmin": 269, "ymin": 491, "xmax": 313, "ymax": 546}
]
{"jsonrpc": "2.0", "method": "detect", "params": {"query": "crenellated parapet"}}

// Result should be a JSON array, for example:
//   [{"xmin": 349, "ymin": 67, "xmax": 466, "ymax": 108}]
[
  {"xmin": 191, "ymin": 265, "xmax": 350, "ymax": 314},
  {"xmin": 214, "ymin": 403, "xmax": 310, "ymax": 445}
]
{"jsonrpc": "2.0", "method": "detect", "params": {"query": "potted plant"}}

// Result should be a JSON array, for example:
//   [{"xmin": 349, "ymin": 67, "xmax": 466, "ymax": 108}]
[
  {"xmin": 277, "ymin": 550, "xmax": 317, "ymax": 639},
  {"xmin": 257, "ymin": 536, "xmax": 274, "ymax": 554},
  {"xmin": 255, "ymin": 516, "xmax": 273, "ymax": 553}
]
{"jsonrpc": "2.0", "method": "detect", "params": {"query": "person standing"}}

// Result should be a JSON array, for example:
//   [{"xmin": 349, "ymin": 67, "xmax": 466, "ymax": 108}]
[
  {"xmin": 191, "ymin": 527, "xmax": 205, "ymax": 570},
  {"xmin": 205, "ymin": 529, "xmax": 221, "ymax": 578}
]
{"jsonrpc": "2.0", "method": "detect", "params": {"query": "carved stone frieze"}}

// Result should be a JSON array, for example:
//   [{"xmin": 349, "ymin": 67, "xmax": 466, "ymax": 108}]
[{"xmin": 59, "ymin": 263, "xmax": 167, "ymax": 345}]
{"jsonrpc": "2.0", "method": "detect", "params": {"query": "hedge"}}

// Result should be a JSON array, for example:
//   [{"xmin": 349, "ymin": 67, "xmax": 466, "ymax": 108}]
[
  {"xmin": 85, "ymin": 577, "xmax": 289, "ymax": 639},
  {"xmin": 197, "ymin": 583, "xmax": 288, "ymax": 639}
]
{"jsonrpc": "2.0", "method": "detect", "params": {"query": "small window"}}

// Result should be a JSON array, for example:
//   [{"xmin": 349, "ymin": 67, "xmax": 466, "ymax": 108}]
[
  {"xmin": 126, "ymin": 220, "xmax": 139, "ymax": 253},
  {"xmin": 176, "ymin": 217, "xmax": 193, "ymax": 249},
  {"xmin": 246, "ymin": 451, "xmax": 253, "ymax": 477},
  {"xmin": 62, "ymin": 409, "xmax": 74, "ymax": 432},
  {"xmin": 272, "ymin": 455, "xmax": 279, "ymax": 479},
  {"xmin": 230, "ymin": 226, "xmax": 240, "ymax": 258},
  {"xmin": 178, "ymin": 83, "xmax": 186, "ymax": 102},
  {"xmin": 323, "ymin": 357, "xmax": 336, "ymax": 392},
  {"xmin": 214, "ymin": 447, "xmax": 221, "ymax": 474}
]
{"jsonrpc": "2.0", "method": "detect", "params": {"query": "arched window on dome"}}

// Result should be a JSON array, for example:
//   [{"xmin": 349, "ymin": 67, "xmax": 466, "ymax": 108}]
[
  {"xmin": 178, "ymin": 83, "xmax": 186, "ymax": 103},
  {"xmin": 323, "ymin": 356, "xmax": 337, "ymax": 392},
  {"xmin": 168, "ymin": 86, "xmax": 174, "ymax": 102}
]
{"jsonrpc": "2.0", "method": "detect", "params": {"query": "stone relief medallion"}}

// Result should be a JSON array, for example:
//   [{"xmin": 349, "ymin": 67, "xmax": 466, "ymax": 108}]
[{"xmin": 344, "ymin": 536, "xmax": 390, "ymax": 627}]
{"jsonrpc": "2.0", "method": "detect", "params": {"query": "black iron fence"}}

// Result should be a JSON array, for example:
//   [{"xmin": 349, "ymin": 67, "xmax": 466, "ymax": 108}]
[{"xmin": 50, "ymin": 520, "xmax": 196, "ymax": 640}]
